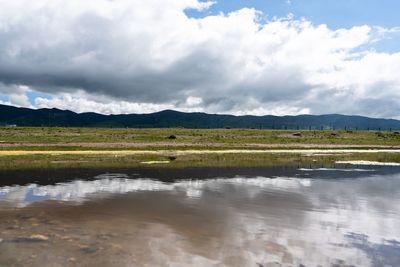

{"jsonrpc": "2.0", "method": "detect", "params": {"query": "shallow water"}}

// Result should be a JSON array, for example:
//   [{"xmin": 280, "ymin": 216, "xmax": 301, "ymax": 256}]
[{"xmin": 0, "ymin": 165, "xmax": 400, "ymax": 267}]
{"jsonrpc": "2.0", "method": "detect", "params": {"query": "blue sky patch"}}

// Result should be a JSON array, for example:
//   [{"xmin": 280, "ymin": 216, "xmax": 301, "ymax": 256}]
[{"xmin": 27, "ymin": 90, "xmax": 52, "ymax": 105}]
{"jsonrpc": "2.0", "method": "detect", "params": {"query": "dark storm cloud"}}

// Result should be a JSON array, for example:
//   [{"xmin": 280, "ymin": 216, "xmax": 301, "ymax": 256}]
[{"xmin": 0, "ymin": 0, "xmax": 399, "ymax": 116}]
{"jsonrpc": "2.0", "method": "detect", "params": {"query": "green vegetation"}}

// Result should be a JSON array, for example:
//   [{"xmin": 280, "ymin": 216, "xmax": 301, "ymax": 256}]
[
  {"xmin": 0, "ymin": 127, "xmax": 399, "ymax": 149},
  {"xmin": 0, "ymin": 152, "xmax": 399, "ymax": 171},
  {"xmin": 0, "ymin": 127, "xmax": 399, "ymax": 170}
]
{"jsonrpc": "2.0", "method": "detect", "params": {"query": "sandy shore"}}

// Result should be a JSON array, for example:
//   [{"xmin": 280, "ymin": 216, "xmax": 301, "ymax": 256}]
[{"xmin": 1, "ymin": 149, "xmax": 400, "ymax": 156}]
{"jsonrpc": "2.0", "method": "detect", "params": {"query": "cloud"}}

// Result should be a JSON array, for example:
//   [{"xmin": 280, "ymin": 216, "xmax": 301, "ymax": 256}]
[
  {"xmin": 34, "ymin": 91, "xmax": 176, "ymax": 114},
  {"xmin": 0, "ymin": 0, "xmax": 399, "ymax": 117},
  {"xmin": 0, "ymin": 83, "xmax": 32, "ymax": 107}
]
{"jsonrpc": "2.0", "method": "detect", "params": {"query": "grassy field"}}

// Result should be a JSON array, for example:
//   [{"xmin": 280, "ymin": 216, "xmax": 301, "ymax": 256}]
[
  {"xmin": 0, "ymin": 127, "xmax": 399, "ymax": 170},
  {"xmin": 0, "ymin": 127, "xmax": 400, "ymax": 149},
  {"xmin": 0, "ymin": 151, "xmax": 399, "ymax": 171}
]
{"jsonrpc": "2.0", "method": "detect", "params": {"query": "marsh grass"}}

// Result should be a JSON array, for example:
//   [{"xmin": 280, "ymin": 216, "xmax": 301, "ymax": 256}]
[
  {"xmin": 1, "ymin": 152, "xmax": 400, "ymax": 171},
  {"xmin": 0, "ymin": 127, "xmax": 399, "ymax": 147},
  {"xmin": 0, "ymin": 127, "xmax": 399, "ymax": 170}
]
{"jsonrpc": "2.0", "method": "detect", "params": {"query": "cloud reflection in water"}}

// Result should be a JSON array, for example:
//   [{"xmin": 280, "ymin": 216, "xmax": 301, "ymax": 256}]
[{"xmin": 1, "ymin": 170, "xmax": 400, "ymax": 266}]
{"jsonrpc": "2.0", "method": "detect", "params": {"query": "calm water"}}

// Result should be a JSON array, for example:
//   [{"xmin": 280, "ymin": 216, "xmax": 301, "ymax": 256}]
[{"xmin": 0, "ymin": 165, "xmax": 400, "ymax": 267}]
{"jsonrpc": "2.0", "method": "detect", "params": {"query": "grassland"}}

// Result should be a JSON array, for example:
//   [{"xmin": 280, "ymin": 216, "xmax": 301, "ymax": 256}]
[
  {"xmin": 1, "ymin": 127, "xmax": 400, "ymax": 148},
  {"xmin": 0, "ymin": 127, "xmax": 399, "ymax": 170}
]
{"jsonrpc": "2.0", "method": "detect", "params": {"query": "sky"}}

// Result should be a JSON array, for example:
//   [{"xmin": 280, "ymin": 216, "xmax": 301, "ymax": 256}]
[{"xmin": 0, "ymin": 0, "xmax": 400, "ymax": 118}]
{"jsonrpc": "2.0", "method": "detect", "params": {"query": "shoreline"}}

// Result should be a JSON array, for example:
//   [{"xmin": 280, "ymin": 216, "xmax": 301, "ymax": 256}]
[
  {"xmin": 1, "ymin": 142, "xmax": 400, "ymax": 149},
  {"xmin": 1, "ymin": 148, "xmax": 400, "ymax": 156}
]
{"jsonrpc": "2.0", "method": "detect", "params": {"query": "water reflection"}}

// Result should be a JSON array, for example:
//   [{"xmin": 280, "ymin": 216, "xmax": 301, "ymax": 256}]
[
  {"xmin": 0, "ymin": 175, "xmax": 313, "ymax": 207},
  {"xmin": 0, "ymin": 166, "xmax": 400, "ymax": 267}
]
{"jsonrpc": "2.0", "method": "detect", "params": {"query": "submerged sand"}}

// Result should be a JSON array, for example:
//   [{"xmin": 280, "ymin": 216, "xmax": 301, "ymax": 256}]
[{"xmin": 335, "ymin": 160, "xmax": 400, "ymax": 166}]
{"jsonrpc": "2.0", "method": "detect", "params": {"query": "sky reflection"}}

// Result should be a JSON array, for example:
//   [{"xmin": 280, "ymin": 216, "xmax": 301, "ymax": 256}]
[{"xmin": 1, "ymin": 168, "xmax": 400, "ymax": 266}]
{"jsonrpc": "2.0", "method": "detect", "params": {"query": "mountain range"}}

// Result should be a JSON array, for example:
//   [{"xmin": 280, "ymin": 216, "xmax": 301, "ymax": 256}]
[{"xmin": 1, "ymin": 104, "xmax": 399, "ymax": 130}]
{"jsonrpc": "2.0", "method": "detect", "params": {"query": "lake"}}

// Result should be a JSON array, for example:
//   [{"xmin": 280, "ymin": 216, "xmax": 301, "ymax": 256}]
[{"xmin": 0, "ymin": 165, "xmax": 400, "ymax": 267}]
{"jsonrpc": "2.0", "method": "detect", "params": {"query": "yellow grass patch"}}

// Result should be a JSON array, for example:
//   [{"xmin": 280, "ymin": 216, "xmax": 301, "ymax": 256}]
[
  {"xmin": 140, "ymin": 161, "xmax": 171, "ymax": 165},
  {"xmin": 0, "ymin": 149, "xmax": 400, "ymax": 157}
]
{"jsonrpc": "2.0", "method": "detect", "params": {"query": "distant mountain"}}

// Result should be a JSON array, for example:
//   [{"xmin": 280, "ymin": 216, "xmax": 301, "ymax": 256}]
[{"xmin": 1, "ymin": 104, "xmax": 400, "ymax": 130}]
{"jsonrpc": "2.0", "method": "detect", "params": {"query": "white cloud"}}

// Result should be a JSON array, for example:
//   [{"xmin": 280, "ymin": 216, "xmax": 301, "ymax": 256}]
[
  {"xmin": 0, "ymin": 0, "xmax": 399, "ymax": 117},
  {"xmin": 34, "ymin": 92, "xmax": 175, "ymax": 114},
  {"xmin": 9, "ymin": 93, "xmax": 30, "ymax": 107},
  {"xmin": 0, "ymin": 83, "xmax": 32, "ymax": 108}
]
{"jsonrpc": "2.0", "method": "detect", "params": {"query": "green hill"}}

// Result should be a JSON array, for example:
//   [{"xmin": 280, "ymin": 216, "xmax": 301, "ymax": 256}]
[{"xmin": 1, "ymin": 104, "xmax": 399, "ymax": 130}]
